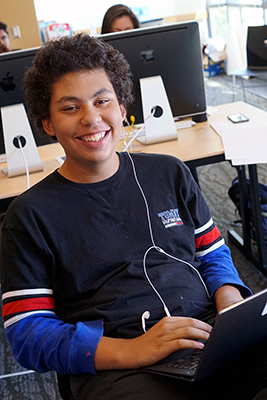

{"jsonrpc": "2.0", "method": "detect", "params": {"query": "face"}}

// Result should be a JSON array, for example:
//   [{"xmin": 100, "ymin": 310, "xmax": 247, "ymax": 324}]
[
  {"xmin": 0, "ymin": 29, "xmax": 10, "ymax": 52},
  {"xmin": 42, "ymin": 69, "xmax": 126, "ymax": 183},
  {"xmin": 110, "ymin": 15, "xmax": 134, "ymax": 32}
]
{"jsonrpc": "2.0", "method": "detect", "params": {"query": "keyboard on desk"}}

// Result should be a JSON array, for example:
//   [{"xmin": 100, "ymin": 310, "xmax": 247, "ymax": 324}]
[
  {"xmin": 175, "ymin": 120, "xmax": 196, "ymax": 130},
  {"xmin": 120, "ymin": 120, "xmax": 196, "ymax": 140}
]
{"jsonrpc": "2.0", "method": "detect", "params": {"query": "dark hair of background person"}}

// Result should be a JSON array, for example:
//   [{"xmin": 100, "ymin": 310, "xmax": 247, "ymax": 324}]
[
  {"xmin": 0, "ymin": 21, "xmax": 10, "ymax": 53},
  {"xmin": 23, "ymin": 33, "xmax": 134, "ymax": 136},
  {"xmin": 0, "ymin": 21, "xmax": 8, "ymax": 34},
  {"xmin": 101, "ymin": 4, "xmax": 140, "ymax": 34}
]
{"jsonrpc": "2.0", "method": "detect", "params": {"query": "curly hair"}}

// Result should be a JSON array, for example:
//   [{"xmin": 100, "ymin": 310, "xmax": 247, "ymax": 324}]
[
  {"xmin": 23, "ymin": 33, "xmax": 134, "ymax": 135},
  {"xmin": 101, "ymin": 4, "xmax": 139, "ymax": 34}
]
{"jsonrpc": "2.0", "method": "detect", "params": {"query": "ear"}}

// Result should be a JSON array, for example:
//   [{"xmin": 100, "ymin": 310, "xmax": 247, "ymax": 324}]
[
  {"xmin": 42, "ymin": 118, "xmax": 55, "ymax": 137},
  {"xmin": 119, "ymin": 104, "xmax": 126, "ymax": 122}
]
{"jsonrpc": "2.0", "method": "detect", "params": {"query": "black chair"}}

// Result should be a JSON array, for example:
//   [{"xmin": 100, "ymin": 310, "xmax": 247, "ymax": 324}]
[
  {"xmin": 230, "ymin": 25, "xmax": 267, "ymax": 102},
  {"xmin": 57, "ymin": 373, "xmax": 75, "ymax": 400}
]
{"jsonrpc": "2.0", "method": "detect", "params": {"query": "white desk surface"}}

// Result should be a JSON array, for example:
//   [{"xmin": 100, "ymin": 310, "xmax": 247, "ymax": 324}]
[{"xmin": 208, "ymin": 101, "xmax": 267, "ymax": 122}]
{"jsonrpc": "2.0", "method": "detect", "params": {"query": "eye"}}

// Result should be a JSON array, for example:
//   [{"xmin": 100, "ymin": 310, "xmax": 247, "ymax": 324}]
[
  {"xmin": 62, "ymin": 105, "xmax": 79, "ymax": 112},
  {"xmin": 96, "ymin": 98, "xmax": 111, "ymax": 107}
]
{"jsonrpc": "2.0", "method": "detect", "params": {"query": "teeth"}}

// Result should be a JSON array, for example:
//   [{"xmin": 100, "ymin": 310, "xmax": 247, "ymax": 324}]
[{"xmin": 82, "ymin": 132, "xmax": 106, "ymax": 142}]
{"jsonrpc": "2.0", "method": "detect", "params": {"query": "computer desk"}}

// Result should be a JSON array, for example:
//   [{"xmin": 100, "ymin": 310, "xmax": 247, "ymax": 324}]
[
  {"xmin": 128, "ymin": 119, "xmax": 225, "ymax": 168},
  {"xmin": 0, "ymin": 142, "xmax": 65, "ymax": 210},
  {"xmin": 0, "ymin": 102, "xmax": 266, "ymax": 276},
  {"xmin": 0, "ymin": 119, "xmax": 225, "ymax": 203},
  {"xmin": 207, "ymin": 102, "xmax": 267, "ymax": 277}
]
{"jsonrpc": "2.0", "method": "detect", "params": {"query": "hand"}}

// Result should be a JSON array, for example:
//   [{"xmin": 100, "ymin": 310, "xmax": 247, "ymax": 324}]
[
  {"xmin": 94, "ymin": 316, "xmax": 212, "ymax": 371},
  {"xmin": 214, "ymin": 285, "xmax": 244, "ymax": 314}
]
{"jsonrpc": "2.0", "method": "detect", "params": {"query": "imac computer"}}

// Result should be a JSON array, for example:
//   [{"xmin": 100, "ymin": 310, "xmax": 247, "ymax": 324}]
[
  {"xmin": 101, "ymin": 21, "xmax": 207, "ymax": 144},
  {"xmin": 0, "ymin": 47, "xmax": 55, "ymax": 177}
]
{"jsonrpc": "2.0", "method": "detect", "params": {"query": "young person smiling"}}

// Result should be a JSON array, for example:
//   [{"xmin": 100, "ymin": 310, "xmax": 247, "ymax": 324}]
[
  {"xmin": 1, "ymin": 34, "xmax": 267, "ymax": 400},
  {"xmin": 42, "ymin": 68, "xmax": 126, "ymax": 183}
]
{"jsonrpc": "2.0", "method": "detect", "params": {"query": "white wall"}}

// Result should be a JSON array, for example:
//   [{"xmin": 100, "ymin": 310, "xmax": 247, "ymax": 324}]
[{"xmin": 33, "ymin": 0, "xmax": 206, "ymax": 32}]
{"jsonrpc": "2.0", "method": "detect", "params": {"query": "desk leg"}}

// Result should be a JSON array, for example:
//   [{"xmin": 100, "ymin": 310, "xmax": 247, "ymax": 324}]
[
  {"xmin": 238, "ymin": 165, "xmax": 251, "ymax": 251},
  {"xmin": 241, "ymin": 78, "xmax": 247, "ymax": 103},
  {"xmin": 228, "ymin": 164, "xmax": 267, "ymax": 276},
  {"xmin": 232, "ymin": 75, "xmax": 247, "ymax": 103},
  {"xmin": 248, "ymin": 164, "xmax": 267, "ymax": 270},
  {"xmin": 232, "ymin": 75, "xmax": 236, "ymax": 102}
]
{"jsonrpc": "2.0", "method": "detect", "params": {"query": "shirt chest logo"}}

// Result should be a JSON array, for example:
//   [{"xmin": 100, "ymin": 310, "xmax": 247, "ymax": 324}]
[{"xmin": 157, "ymin": 208, "xmax": 183, "ymax": 229}]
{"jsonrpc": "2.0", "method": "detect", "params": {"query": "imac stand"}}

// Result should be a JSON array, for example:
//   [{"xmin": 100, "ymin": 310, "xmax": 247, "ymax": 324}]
[
  {"xmin": 1, "ymin": 104, "xmax": 44, "ymax": 177},
  {"xmin": 137, "ymin": 76, "xmax": 177, "ymax": 145}
]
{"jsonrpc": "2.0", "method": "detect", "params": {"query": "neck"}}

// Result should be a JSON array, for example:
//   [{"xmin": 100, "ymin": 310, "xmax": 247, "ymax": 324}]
[{"xmin": 58, "ymin": 153, "xmax": 120, "ymax": 183}]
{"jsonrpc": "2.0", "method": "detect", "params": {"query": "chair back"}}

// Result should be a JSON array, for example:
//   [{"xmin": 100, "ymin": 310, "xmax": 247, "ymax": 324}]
[{"xmin": 247, "ymin": 25, "xmax": 267, "ymax": 70}]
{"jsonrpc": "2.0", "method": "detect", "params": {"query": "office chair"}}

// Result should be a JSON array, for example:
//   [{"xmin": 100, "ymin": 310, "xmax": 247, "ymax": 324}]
[
  {"xmin": 247, "ymin": 25, "xmax": 267, "ymax": 71},
  {"xmin": 57, "ymin": 373, "xmax": 75, "ymax": 400},
  {"xmin": 230, "ymin": 25, "xmax": 267, "ymax": 101}
]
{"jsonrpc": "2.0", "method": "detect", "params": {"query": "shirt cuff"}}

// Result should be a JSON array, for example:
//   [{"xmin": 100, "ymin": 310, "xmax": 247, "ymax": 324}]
[{"xmin": 70, "ymin": 319, "xmax": 104, "ymax": 375}]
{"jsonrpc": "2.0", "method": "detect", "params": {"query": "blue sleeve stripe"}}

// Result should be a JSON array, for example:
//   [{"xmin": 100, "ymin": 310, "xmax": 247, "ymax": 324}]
[
  {"xmin": 5, "ymin": 314, "xmax": 104, "ymax": 375},
  {"xmin": 198, "ymin": 244, "xmax": 252, "ymax": 298}
]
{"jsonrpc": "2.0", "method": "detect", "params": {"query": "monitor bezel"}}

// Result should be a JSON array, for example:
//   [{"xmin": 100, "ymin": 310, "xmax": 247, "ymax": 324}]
[
  {"xmin": 100, "ymin": 21, "xmax": 207, "ymax": 124},
  {"xmin": 0, "ymin": 47, "xmax": 56, "ymax": 155}
]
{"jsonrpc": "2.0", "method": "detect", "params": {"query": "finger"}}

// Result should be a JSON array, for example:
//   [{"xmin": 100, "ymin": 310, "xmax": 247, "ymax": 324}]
[
  {"xmin": 155, "ymin": 322, "xmax": 211, "ymax": 346},
  {"xmin": 172, "ymin": 338, "xmax": 206, "ymax": 351},
  {"xmin": 162, "ymin": 316, "xmax": 212, "ymax": 333},
  {"xmin": 179, "ymin": 326, "xmax": 210, "ymax": 340},
  {"xmin": 164, "ymin": 326, "xmax": 210, "ymax": 345}
]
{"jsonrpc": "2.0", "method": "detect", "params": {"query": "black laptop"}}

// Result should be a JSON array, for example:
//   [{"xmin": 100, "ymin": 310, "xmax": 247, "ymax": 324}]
[{"xmin": 145, "ymin": 288, "xmax": 267, "ymax": 381}]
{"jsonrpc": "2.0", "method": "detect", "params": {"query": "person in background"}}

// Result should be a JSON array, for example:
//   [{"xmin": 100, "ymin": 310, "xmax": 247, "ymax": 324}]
[
  {"xmin": 101, "ymin": 4, "xmax": 139, "ymax": 34},
  {"xmin": 0, "ymin": 21, "xmax": 10, "ymax": 53}
]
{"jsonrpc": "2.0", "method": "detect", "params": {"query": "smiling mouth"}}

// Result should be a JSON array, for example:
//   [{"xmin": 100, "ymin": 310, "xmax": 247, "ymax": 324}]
[{"xmin": 80, "ymin": 131, "xmax": 109, "ymax": 142}]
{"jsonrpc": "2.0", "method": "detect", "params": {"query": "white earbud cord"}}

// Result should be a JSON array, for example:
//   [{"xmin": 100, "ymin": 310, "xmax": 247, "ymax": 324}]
[
  {"xmin": 127, "ymin": 151, "xmax": 156, "ymax": 248},
  {"xmin": 126, "ymin": 150, "xmax": 210, "ymax": 319},
  {"xmin": 123, "ymin": 107, "xmax": 157, "ymax": 152}
]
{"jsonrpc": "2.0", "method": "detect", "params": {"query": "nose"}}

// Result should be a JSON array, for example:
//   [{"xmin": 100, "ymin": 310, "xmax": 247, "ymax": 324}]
[{"xmin": 80, "ymin": 105, "xmax": 101, "ymax": 126}]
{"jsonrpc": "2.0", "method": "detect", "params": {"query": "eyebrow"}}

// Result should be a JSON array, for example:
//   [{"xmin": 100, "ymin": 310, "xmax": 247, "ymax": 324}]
[
  {"xmin": 56, "ymin": 96, "xmax": 79, "ymax": 105},
  {"xmin": 55, "ymin": 88, "xmax": 113, "ymax": 105}
]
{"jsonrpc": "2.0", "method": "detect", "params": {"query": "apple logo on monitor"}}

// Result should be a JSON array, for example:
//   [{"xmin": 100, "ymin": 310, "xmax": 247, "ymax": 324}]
[
  {"xmin": 0, "ymin": 72, "xmax": 16, "ymax": 92},
  {"xmin": 140, "ymin": 49, "xmax": 155, "ymax": 64}
]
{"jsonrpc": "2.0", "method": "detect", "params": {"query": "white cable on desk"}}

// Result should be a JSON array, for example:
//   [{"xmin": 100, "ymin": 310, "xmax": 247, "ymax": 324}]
[
  {"xmin": 123, "ymin": 108, "xmax": 159, "ymax": 151},
  {"xmin": 123, "ymin": 124, "xmax": 145, "ymax": 151}
]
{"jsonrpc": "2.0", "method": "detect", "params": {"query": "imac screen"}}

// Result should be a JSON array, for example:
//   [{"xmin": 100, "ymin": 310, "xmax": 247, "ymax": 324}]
[
  {"xmin": 100, "ymin": 21, "xmax": 207, "ymax": 124},
  {"xmin": 0, "ymin": 47, "xmax": 56, "ymax": 155}
]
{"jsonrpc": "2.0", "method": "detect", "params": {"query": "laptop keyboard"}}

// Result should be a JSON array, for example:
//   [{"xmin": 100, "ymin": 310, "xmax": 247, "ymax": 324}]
[{"xmin": 167, "ymin": 349, "xmax": 203, "ymax": 372}]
